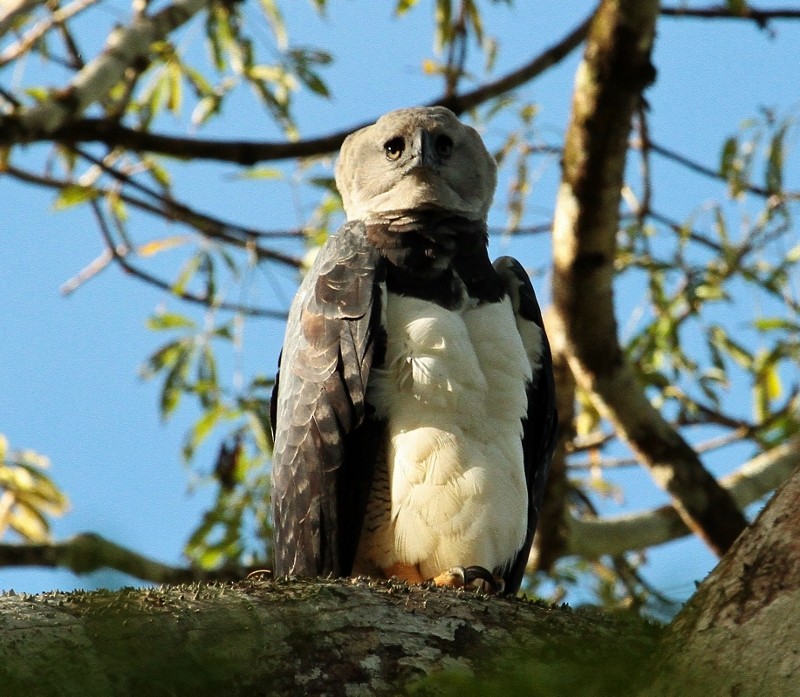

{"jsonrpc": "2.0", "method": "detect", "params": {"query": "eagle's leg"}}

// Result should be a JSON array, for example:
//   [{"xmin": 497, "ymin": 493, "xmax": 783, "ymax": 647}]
[
  {"xmin": 431, "ymin": 566, "xmax": 505, "ymax": 595},
  {"xmin": 383, "ymin": 562, "xmax": 426, "ymax": 584}
]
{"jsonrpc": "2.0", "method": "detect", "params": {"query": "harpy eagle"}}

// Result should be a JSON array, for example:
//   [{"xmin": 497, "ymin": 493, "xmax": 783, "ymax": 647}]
[{"xmin": 270, "ymin": 106, "xmax": 556, "ymax": 594}]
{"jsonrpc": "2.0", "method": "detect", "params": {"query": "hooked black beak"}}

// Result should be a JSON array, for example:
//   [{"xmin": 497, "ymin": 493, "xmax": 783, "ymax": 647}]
[{"xmin": 409, "ymin": 129, "xmax": 439, "ymax": 169}]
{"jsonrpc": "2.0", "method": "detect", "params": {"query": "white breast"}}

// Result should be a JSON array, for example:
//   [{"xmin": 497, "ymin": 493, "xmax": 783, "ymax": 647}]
[{"xmin": 358, "ymin": 291, "xmax": 531, "ymax": 580}]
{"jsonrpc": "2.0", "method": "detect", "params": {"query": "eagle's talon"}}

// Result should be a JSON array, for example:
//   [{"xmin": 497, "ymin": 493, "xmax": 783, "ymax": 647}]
[
  {"xmin": 464, "ymin": 565, "xmax": 505, "ymax": 594},
  {"xmin": 431, "ymin": 565, "xmax": 505, "ymax": 594}
]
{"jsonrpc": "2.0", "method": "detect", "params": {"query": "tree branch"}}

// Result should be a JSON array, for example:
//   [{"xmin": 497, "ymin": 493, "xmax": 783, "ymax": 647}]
[
  {"xmin": 0, "ymin": 0, "xmax": 46, "ymax": 39},
  {"xmin": 645, "ymin": 138, "xmax": 799, "ymax": 200},
  {"xmin": 642, "ymin": 466, "xmax": 800, "ymax": 697},
  {"xmin": 0, "ymin": 577, "xmax": 657, "ymax": 697},
  {"xmin": 0, "ymin": 11, "xmax": 594, "ymax": 163},
  {"xmin": 550, "ymin": 0, "xmax": 748, "ymax": 555},
  {"xmin": 2, "ymin": 161, "xmax": 304, "ymax": 269},
  {"xmin": 90, "ymin": 200, "xmax": 288, "ymax": 320},
  {"xmin": 0, "ymin": 532, "xmax": 247, "ymax": 585},
  {"xmin": 660, "ymin": 5, "xmax": 800, "ymax": 27},
  {"xmin": 2, "ymin": 0, "xmax": 207, "ymax": 137},
  {"xmin": 565, "ymin": 435, "xmax": 800, "ymax": 558},
  {"xmin": 0, "ymin": 0, "xmax": 100, "ymax": 67}
]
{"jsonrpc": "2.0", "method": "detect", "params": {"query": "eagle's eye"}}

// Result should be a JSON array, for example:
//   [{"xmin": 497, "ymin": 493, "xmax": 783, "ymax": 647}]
[
  {"xmin": 384, "ymin": 137, "xmax": 405, "ymax": 161},
  {"xmin": 435, "ymin": 134, "xmax": 453, "ymax": 159}
]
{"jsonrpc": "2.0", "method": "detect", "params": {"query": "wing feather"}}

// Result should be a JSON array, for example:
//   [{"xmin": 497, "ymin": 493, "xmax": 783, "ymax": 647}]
[
  {"xmin": 271, "ymin": 221, "xmax": 384, "ymax": 577},
  {"xmin": 493, "ymin": 256, "xmax": 558, "ymax": 593}
]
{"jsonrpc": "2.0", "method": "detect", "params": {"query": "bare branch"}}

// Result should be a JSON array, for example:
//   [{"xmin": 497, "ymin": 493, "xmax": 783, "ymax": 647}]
[
  {"xmin": 661, "ymin": 5, "xmax": 800, "ymax": 28},
  {"xmin": 441, "ymin": 10, "xmax": 595, "ymax": 115},
  {"xmin": 550, "ymin": 0, "xmax": 748, "ymax": 555}
]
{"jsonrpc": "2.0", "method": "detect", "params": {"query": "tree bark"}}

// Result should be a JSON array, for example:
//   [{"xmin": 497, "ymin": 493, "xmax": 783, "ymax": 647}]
[
  {"xmin": 549, "ymin": 0, "xmax": 748, "ymax": 555},
  {"xmin": 0, "ymin": 577, "xmax": 656, "ymax": 697},
  {"xmin": 640, "ymin": 465, "xmax": 800, "ymax": 697}
]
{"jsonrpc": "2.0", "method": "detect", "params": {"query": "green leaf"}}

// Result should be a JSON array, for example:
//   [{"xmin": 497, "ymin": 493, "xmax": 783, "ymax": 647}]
[
  {"xmin": 464, "ymin": 0, "xmax": 484, "ymax": 44},
  {"xmin": 232, "ymin": 167, "xmax": 284, "ymax": 180},
  {"xmin": 143, "ymin": 156, "xmax": 172, "ymax": 189},
  {"xmin": 166, "ymin": 61, "xmax": 183, "ymax": 114},
  {"xmin": 197, "ymin": 251, "xmax": 216, "ymax": 302},
  {"xmin": 53, "ymin": 184, "xmax": 100, "ymax": 210},
  {"xmin": 160, "ymin": 343, "xmax": 193, "ymax": 419},
  {"xmin": 213, "ymin": 323, "xmax": 234, "ymax": 340},
  {"xmin": 752, "ymin": 317, "xmax": 800, "ymax": 332},
  {"xmin": 192, "ymin": 94, "xmax": 223, "ymax": 127},
  {"xmin": 434, "ymin": 0, "xmax": 452, "ymax": 49},
  {"xmin": 140, "ymin": 339, "xmax": 184, "ymax": 380},
  {"xmin": 765, "ymin": 121, "xmax": 788, "ymax": 193},
  {"xmin": 396, "ymin": 0, "xmax": 421, "ymax": 15},
  {"xmin": 9, "ymin": 502, "xmax": 49, "ymax": 542},
  {"xmin": 259, "ymin": 0, "xmax": 288, "ymax": 49},
  {"xmin": 301, "ymin": 70, "xmax": 330, "ymax": 98},
  {"xmin": 693, "ymin": 283, "xmax": 727, "ymax": 301},
  {"xmin": 172, "ymin": 253, "xmax": 203, "ymax": 295},
  {"xmin": 710, "ymin": 325, "xmax": 753, "ymax": 369},
  {"xmin": 196, "ymin": 343, "xmax": 219, "ymax": 409},
  {"xmin": 146, "ymin": 312, "xmax": 197, "ymax": 331},
  {"xmin": 725, "ymin": 0, "xmax": 748, "ymax": 15},
  {"xmin": 183, "ymin": 404, "xmax": 225, "ymax": 463}
]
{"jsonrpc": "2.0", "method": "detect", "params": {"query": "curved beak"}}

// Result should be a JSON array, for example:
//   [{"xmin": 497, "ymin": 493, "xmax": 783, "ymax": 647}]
[{"xmin": 409, "ymin": 129, "xmax": 439, "ymax": 169}]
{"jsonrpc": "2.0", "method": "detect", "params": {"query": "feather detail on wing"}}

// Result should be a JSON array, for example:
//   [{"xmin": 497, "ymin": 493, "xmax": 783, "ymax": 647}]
[
  {"xmin": 493, "ymin": 256, "xmax": 558, "ymax": 593},
  {"xmin": 271, "ymin": 221, "xmax": 385, "ymax": 578}
]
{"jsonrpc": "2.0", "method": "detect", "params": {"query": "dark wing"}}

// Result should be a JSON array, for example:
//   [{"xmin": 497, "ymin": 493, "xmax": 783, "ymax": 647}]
[
  {"xmin": 493, "ymin": 256, "xmax": 558, "ymax": 594},
  {"xmin": 270, "ymin": 221, "xmax": 385, "ymax": 578}
]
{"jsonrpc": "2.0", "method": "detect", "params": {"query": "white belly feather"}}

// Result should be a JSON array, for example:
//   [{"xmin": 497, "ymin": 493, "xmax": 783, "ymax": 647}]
[{"xmin": 357, "ymin": 292, "xmax": 531, "ymax": 580}]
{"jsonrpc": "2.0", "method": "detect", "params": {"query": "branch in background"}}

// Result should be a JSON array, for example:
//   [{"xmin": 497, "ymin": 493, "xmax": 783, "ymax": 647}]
[
  {"xmin": 2, "ymin": 162, "xmax": 304, "ymax": 268},
  {"xmin": 550, "ymin": 0, "xmax": 749, "ymax": 555},
  {"xmin": 645, "ymin": 139, "xmax": 800, "ymax": 201},
  {"xmin": 0, "ymin": 0, "xmax": 47, "ymax": 39},
  {"xmin": 0, "ymin": 0, "xmax": 100, "ymax": 67},
  {"xmin": 533, "ymin": 308, "xmax": 576, "ymax": 571},
  {"xmin": 0, "ymin": 11, "xmax": 594, "ymax": 163},
  {"xmin": 0, "ymin": 532, "xmax": 250, "ymax": 585},
  {"xmin": 1, "ymin": 0, "xmax": 207, "ymax": 137},
  {"xmin": 89, "ymin": 200, "xmax": 288, "ymax": 320},
  {"xmin": 660, "ymin": 5, "xmax": 800, "ymax": 27},
  {"xmin": 441, "ymin": 11, "xmax": 594, "ymax": 115},
  {"xmin": 566, "ymin": 435, "xmax": 800, "ymax": 558}
]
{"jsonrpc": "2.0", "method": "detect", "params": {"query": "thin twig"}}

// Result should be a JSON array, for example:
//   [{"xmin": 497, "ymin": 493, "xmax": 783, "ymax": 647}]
[
  {"xmin": 661, "ymin": 5, "xmax": 800, "ymax": 29},
  {"xmin": 90, "ymin": 199, "xmax": 287, "ymax": 319}
]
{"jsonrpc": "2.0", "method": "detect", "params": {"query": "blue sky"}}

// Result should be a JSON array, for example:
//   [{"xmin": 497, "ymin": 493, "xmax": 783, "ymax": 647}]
[{"xmin": 1, "ymin": 2, "xmax": 799, "ymax": 601}]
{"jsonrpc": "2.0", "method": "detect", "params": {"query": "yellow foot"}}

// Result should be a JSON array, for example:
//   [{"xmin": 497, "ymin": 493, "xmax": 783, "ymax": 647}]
[{"xmin": 431, "ymin": 566, "xmax": 505, "ymax": 595}]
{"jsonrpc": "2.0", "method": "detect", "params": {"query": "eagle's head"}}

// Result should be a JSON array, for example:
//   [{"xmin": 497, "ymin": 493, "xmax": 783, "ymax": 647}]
[{"xmin": 335, "ymin": 106, "xmax": 497, "ymax": 223}]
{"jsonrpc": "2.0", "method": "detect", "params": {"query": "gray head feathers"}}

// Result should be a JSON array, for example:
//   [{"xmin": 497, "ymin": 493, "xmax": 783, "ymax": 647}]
[{"xmin": 335, "ymin": 106, "xmax": 497, "ymax": 223}]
